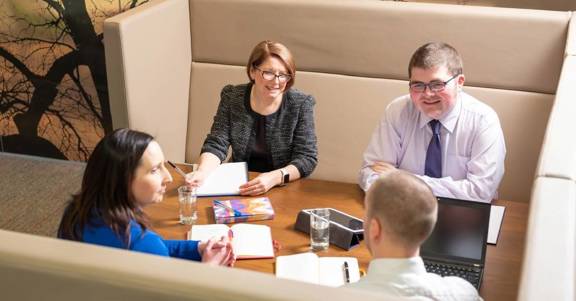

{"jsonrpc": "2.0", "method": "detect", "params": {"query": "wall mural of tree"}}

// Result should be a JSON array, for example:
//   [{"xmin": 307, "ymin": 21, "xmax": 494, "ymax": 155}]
[{"xmin": 0, "ymin": 0, "xmax": 146, "ymax": 160}]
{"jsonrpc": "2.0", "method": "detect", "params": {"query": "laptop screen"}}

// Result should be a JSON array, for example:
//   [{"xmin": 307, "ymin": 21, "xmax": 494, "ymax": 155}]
[{"xmin": 421, "ymin": 197, "xmax": 491, "ymax": 264}]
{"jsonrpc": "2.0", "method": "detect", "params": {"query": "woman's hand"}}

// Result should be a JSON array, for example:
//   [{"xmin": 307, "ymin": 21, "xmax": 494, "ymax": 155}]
[
  {"xmin": 185, "ymin": 171, "xmax": 208, "ymax": 188},
  {"xmin": 199, "ymin": 236, "xmax": 236, "ymax": 266},
  {"xmin": 239, "ymin": 171, "xmax": 280, "ymax": 196}
]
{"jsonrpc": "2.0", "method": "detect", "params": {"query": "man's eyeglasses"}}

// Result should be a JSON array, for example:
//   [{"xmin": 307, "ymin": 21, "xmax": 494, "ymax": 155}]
[
  {"xmin": 409, "ymin": 73, "xmax": 460, "ymax": 93},
  {"xmin": 254, "ymin": 67, "xmax": 292, "ymax": 83}
]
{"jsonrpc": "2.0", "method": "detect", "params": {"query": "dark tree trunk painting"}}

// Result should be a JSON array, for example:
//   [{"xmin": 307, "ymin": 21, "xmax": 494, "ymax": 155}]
[{"xmin": 0, "ymin": 0, "xmax": 146, "ymax": 160}]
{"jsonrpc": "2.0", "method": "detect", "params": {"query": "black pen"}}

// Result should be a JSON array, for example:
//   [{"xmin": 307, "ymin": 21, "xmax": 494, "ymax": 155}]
[
  {"xmin": 343, "ymin": 261, "xmax": 350, "ymax": 283},
  {"xmin": 167, "ymin": 160, "xmax": 188, "ymax": 179}
]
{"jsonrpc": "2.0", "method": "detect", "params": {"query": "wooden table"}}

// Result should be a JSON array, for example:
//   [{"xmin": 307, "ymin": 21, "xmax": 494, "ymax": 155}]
[{"xmin": 145, "ymin": 168, "xmax": 528, "ymax": 301}]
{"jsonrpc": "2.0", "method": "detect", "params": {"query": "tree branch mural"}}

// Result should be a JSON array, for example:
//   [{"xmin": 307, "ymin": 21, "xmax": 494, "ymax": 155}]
[{"xmin": 0, "ymin": 0, "xmax": 145, "ymax": 160}]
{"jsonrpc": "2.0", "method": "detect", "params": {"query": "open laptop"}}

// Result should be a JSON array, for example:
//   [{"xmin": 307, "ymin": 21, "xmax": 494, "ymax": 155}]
[{"xmin": 421, "ymin": 197, "xmax": 491, "ymax": 289}]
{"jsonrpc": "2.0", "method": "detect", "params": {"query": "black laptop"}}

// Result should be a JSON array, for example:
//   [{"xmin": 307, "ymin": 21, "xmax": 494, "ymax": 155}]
[{"xmin": 421, "ymin": 197, "xmax": 491, "ymax": 289}]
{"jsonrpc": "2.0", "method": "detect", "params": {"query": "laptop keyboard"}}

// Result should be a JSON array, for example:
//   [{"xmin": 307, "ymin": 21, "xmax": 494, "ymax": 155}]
[{"xmin": 424, "ymin": 261, "xmax": 482, "ymax": 289}]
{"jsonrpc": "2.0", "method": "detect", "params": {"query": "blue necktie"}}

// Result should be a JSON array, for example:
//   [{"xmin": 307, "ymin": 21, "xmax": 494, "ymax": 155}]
[{"xmin": 425, "ymin": 120, "xmax": 442, "ymax": 178}]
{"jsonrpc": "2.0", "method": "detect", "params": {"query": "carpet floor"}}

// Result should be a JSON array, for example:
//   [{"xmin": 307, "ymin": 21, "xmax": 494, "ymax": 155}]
[{"xmin": 0, "ymin": 152, "xmax": 85, "ymax": 237}]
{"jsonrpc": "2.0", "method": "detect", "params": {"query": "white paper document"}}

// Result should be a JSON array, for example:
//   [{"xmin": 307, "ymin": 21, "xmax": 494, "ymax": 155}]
[
  {"xmin": 195, "ymin": 162, "xmax": 248, "ymax": 197},
  {"xmin": 276, "ymin": 253, "xmax": 360, "ymax": 287},
  {"xmin": 488, "ymin": 205, "xmax": 506, "ymax": 244}
]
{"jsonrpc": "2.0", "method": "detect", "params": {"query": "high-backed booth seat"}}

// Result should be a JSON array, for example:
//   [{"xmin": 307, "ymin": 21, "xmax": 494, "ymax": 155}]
[
  {"xmin": 518, "ymin": 43, "xmax": 576, "ymax": 299},
  {"xmin": 64, "ymin": 0, "xmax": 573, "ymax": 299},
  {"xmin": 107, "ymin": 0, "xmax": 565, "ymax": 204}
]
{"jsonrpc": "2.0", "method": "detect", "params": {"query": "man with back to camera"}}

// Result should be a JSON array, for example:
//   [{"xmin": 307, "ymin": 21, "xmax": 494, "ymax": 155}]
[
  {"xmin": 346, "ymin": 170, "xmax": 482, "ymax": 300},
  {"xmin": 358, "ymin": 42, "xmax": 505, "ymax": 203}
]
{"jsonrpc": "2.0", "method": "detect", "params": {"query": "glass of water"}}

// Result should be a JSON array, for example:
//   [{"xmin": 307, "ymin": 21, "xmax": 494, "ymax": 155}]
[
  {"xmin": 310, "ymin": 208, "xmax": 330, "ymax": 251},
  {"xmin": 177, "ymin": 186, "xmax": 197, "ymax": 225}
]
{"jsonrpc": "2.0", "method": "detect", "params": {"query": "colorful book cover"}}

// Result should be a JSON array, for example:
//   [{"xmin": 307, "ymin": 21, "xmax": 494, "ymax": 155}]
[{"xmin": 212, "ymin": 197, "xmax": 275, "ymax": 224}]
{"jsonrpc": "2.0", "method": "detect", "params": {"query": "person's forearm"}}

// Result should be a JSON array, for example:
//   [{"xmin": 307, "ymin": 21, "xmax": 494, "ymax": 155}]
[
  {"xmin": 197, "ymin": 152, "xmax": 221, "ymax": 173},
  {"xmin": 283, "ymin": 164, "xmax": 301, "ymax": 183}
]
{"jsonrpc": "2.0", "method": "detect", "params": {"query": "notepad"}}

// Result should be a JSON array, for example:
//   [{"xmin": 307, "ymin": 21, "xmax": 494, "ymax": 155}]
[
  {"xmin": 488, "ymin": 205, "xmax": 506, "ymax": 245},
  {"xmin": 188, "ymin": 223, "xmax": 274, "ymax": 259},
  {"xmin": 276, "ymin": 253, "xmax": 360, "ymax": 287},
  {"xmin": 195, "ymin": 162, "xmax": 248, "ymax": 197}
]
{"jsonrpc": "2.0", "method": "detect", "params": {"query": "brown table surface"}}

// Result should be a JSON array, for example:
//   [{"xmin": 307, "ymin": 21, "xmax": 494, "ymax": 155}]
[{"xmin": 145, "ymin": 167, "xmax": 528, "ymax": 301}]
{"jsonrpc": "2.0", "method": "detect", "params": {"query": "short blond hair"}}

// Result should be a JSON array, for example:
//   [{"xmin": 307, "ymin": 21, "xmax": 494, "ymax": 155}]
[
  {"xmin": 365, "ymin": 171, "xmax": 437, "ymax": 249},
  {"xmin": 246, "ymin": 40, "xmax": 296, "ymax": 90}
]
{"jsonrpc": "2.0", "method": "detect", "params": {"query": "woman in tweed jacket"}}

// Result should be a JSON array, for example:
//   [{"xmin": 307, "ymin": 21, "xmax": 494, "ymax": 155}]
[{"xmin": 188, "ymin": 41, "xmax": 318, "ymax": 195}]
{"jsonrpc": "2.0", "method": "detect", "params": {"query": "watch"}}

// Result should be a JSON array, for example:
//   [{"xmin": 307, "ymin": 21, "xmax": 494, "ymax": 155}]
[{"xmin": 279, "ymin": 168, "xmax": 289, "ymax": 186}]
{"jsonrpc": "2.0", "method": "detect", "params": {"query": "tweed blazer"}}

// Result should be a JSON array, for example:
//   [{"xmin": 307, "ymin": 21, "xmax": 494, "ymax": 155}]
[{"xmin": 201, "ymin": 83, "xmax": 318, "ymax": 177}]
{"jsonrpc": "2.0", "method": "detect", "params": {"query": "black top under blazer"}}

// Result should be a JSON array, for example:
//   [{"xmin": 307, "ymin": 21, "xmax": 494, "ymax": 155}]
[{"xmin": 201, "ymin": 83, "xmax": 318, "ymax": 177}]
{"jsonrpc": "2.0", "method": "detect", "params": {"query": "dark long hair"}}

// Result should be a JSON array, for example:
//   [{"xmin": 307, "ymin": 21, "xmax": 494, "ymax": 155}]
[{"xmin": 58, "ymin": 128, "xmax": 154, "ymax": 246}]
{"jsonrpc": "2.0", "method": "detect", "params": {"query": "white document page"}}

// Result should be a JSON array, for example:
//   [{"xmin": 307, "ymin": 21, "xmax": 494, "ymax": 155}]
[
  {"xmin": 488, "ymin": 205, "xmax": 506, "ymax": 244},
  {"xmin": 230, "ymin": 224, "xmax": 274, "ymax": 258},
  {"xmin": 188, "ymin": 224, "xmax": 229, "ymax": 241},
  {"xmin": 318, "ymin": 257, "xmax": 360, "ymax": 287},
  {"xmin": 196, "ymin": 162, "xmax": 248, "ymax": 197},
  {"xmin": 276, "ymin": 253, "xmax": 319, "ymax": 284}
]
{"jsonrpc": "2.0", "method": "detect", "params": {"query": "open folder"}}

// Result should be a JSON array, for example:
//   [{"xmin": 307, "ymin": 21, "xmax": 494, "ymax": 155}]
[{"xmin": 195, "ymin": 162, "xmax": 248, "ymax": 197}]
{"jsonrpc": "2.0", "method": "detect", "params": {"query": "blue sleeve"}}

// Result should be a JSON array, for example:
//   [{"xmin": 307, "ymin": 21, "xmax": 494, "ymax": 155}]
[
  {"xmin": 129, "ymin": 224, "xmax": 201, "ymax": 261},
  {"xmin": 162, "ymin": 239, "xmax": 201, "ymax": 261}
]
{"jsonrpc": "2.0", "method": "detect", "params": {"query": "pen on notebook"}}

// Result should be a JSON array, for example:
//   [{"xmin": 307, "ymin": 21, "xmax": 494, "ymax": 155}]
[
  {"xmin": 167, "ymin": 160, "xmax": 188, "ymax": 179},
  {"xmin": 343, "ymin": 261, "xmax": 350, "ymax": 283},
  {"xmin": 214, "ymin": 200, "xmax": 242, "ymax": 216}
]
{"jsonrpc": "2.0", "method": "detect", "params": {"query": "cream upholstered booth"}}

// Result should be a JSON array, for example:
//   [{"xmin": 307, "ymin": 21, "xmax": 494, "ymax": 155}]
[
  {"xmin": 106, "ymin": 0, "xmax": 566, "ymax": 204},
  {"xmin": 105, "ymin": 0, "xmax": 576, "ymax": 299},
  {"xmin": 0, "ymin": 229, "xmax": 385, "ymax": 301}
]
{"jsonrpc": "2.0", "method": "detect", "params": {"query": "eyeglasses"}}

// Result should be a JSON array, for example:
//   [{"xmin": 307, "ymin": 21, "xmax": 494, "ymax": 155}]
[
  {"xmin": 254, "ymin": 67, "xmax": 292, "ymax": 83},
  {"xmin": 409, "ymin": 73, "xmax": 460, "ymax": 93}
]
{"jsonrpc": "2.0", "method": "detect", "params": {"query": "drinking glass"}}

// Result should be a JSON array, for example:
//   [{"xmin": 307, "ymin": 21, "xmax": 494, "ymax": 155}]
[
  {"xmin": 310, "ymin": 208, "xmax": 330, "ymax": 251},
  {"xmin": 178, "ymin": 186, "xmax": 197, "ymax": 225}
]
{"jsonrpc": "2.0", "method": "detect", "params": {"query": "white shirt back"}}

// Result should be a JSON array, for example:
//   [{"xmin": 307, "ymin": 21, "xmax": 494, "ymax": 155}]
[{"xmin": 345, "ymin": 257, "xmax": 483, "ymax": 301}]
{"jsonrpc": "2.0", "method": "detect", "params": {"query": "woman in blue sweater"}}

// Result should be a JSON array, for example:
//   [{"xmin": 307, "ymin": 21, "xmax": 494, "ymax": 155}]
[{"xmin": 58, "ymin": 129, "xmax": 234, "ymax": 266}]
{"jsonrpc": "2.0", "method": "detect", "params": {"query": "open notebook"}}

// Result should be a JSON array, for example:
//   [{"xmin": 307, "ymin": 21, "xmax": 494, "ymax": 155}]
[
  {"xmin": 188, "ymin": 224, "xmax": 273, "ymax": 259},
  {"xmin": 276, "ymin": 253, "xmax": 360, "ymax": 287}
]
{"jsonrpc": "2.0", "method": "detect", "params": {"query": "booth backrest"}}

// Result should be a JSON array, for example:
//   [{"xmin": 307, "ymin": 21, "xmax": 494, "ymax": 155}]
[
  {"xmin": 0, "ymin": 229, "xmax": 388, "ymax": 301},
  {"xmin": 518, "ymin": 49, "xmax": 576, "ymax": 301},
  {"xmin": 105, "ymin": 0, "xmax": 570, "ymax": 202}
]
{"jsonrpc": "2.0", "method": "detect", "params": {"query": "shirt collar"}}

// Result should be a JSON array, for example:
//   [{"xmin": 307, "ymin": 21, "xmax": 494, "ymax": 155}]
[
  {"xmin": 366, "ymin": 256, "xmax": 427, "ymax": 279},
  {"xmin": 417, "ymin": 93, "xmax": 462, "ymax": 134}
]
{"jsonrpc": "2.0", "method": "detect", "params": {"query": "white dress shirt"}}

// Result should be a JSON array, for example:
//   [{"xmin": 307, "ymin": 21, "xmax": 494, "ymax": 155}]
[
  {"xmin": 359, "ymin": 92, "xmax": 506, "ymax": 202},
  {"xmin": 345, "ymin": 257, "xmax": 483, "ymax": 301}
]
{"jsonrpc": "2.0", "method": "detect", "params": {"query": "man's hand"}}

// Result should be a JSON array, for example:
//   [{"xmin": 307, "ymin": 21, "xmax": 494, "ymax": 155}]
[{"xmin": 370, "ymin": 161, "xmax": 396, "ymax": 174}]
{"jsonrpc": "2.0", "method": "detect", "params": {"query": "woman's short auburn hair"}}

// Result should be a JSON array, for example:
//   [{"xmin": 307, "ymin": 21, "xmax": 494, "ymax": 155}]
[{"xmin": 246, "ymin": 40, "xmax": 296, "ymax": 90}]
